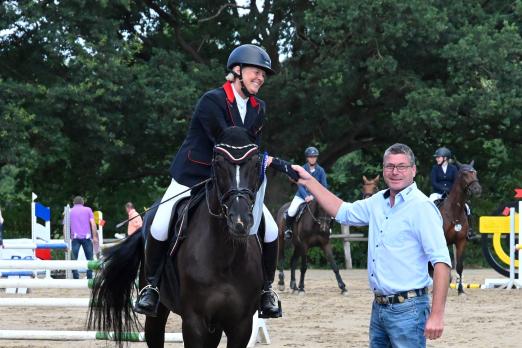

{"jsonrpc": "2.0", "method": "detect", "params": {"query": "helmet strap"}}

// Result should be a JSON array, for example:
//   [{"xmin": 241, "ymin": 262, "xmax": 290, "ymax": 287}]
[{"xmin": 234, "ymin": 64, "xmax": 254, "ymax": 97}]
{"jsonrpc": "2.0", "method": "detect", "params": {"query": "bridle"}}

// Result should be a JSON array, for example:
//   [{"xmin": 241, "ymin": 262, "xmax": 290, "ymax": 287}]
[
  {"xmin": 305, "ymin": 202, "xmax": 334, "ymax": 231},
  {"xmin": 459, "ymin": 168, "xmax": 479, "ymax": 196},
  {"xmin": 206, "ymin": 143, "xmax": 260, "ymax": 219}
]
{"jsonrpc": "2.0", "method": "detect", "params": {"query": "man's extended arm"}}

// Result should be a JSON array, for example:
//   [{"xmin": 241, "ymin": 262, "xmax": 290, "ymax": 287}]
[{"xmin": 292, "ymin": 165, "xmax": 343, "ymax": 217}]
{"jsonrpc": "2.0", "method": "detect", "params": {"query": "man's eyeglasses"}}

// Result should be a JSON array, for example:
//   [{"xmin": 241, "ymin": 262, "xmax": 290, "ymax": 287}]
[{"xmin": 383, "ymin": 164, "xmax": 412, "ymax": 173}]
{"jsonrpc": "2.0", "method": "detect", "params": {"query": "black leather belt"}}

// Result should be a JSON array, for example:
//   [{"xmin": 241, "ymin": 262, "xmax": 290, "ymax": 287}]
[{"xmin": 374, "ymin": 287, "xmax": 428, "ymax": 305}]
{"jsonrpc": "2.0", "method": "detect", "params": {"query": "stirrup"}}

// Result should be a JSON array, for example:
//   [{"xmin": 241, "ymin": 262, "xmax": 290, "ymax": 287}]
[
  {"xmin": 259, "ymin": 288, "xmax": 282, "ymax": 319},
  {"xmin": 138, "ymin": 284, "xmax": 159, "ymax": 296}
]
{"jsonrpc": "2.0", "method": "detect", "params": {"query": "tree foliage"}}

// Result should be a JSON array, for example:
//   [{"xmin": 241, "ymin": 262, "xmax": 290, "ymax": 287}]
[{"xmin": 1, "ymin": 1, "xmax": 521, "ymax": 265}]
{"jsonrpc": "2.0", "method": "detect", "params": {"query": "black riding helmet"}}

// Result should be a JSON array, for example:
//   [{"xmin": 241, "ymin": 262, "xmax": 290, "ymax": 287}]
[
  {"xmin": 433, "ymin": 147, "xmax": 452, "ymax": 158},
  {"xmin": 227, "ymin": 44, "xmax": 274, "ymax": 96}
]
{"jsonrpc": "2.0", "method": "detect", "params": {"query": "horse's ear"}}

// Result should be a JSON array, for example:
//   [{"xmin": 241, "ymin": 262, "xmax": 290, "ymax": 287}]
[
  {"xmin": 363, "ymin": 175, "xmax": 369, "ymax": 183},
  {"xmin": 373, "ymin": 175, "xmax": 380, "ymax": 182},
  {"xmin": 470, "ymin": 160, "xmax": 475, "ymax": 167}
]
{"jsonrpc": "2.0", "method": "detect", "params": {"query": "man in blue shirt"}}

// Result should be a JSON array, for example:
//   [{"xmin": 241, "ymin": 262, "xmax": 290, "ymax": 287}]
[
  {"xmin": 283, "ymin": 146, "xmax": 328, "ymax": 240},
  {"xmin": 292, "ymin": 143, "xmax": 451, "ymax": 347}
]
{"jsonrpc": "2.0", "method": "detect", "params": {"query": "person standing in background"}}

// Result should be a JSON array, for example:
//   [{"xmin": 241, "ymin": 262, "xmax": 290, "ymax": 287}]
[
  {"xmin": 69, "ymin": 196, "xmax": 98, "ymax": 279},
  {"xmin": 125, "ymin": 202, "xmax": 143, "ymax": 236}
]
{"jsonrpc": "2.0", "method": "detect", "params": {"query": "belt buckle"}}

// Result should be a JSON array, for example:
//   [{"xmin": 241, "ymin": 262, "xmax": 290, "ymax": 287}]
[{"xmin": 375, "ymin": 295, "xmax": 390, "ymax": 305}]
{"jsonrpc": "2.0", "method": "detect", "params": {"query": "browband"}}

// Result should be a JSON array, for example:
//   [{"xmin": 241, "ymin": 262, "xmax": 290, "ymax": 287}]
[{"xmin": 214, "ymin": 143, "xmax": 259, "ymax": 164}]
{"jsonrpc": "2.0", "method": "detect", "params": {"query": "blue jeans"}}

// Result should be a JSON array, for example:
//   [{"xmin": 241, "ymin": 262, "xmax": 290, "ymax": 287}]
[
  {"xmin": 370, "ymin": 294, "xmax": 430, "ymax": 348},
  {"xmin": 71, "ymin": 238, "xmax": 93, "ymax": 279}
]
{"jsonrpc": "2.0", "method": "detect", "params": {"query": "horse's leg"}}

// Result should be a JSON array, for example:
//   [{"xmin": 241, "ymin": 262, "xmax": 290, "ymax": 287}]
[
  {"xmin": 224, "ymin": 315, "xmax": 254, "ymax": 348},
  {"xmin": 322, "ymin": 242, "xmax": 347, "ymax": 294},
  {"xmin": 277, "ymin": 233, "xmax": 285, "ymax": 291},
  {"xmin": 290, "ymin": 247, "xmax": 299, "ymax": 292},
  {"xmin": 297, "ymin": 247, "xmax": 307, "ymax": 294},
  {"xmin": 182, "ymin": 313, "xmax": 222, "ymax": 348},
  {"xmin": 456, "ymin": 239, "xmax": 467, "ymax": 295},
  {"xmin": 145, "ymin": 302, "xmax": 170, "ymax": 348}
]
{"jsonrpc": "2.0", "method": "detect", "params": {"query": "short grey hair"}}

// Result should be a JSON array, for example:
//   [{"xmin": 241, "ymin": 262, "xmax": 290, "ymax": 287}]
[
  {"xmin": 383, "ymin": 143, "xmax": 416, "ymax": 165},
  {"xmin": 73, "ymin": 196, "xmax": 84, "ymax": 205}
]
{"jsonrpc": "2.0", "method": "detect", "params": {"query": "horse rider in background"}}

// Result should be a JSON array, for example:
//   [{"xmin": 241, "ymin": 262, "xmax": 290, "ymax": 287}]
[
  {"xmin": 429, "ymin": 147, "xmax": 475, "ymax": 239},
  {"xmin": 283, "ymin": 146, "xmax": 328, "ymax": 240}
]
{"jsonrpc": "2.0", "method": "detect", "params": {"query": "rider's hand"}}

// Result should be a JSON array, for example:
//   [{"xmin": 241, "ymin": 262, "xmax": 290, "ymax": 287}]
[{"xmin": 305, "ymin": 195, "xmax": 314, "ymax": 203}]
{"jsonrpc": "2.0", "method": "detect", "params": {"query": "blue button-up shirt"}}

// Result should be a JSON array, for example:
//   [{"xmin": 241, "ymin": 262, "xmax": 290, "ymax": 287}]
[{"xmin": 335, "ymin": 182, "xmax": 451, "ymax": 295}]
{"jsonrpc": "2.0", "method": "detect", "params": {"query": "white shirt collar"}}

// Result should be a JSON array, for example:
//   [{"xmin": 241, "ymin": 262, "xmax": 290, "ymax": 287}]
[{"xmin": 231, "ymin": 83, "xmax": 248, "ymax": 123}]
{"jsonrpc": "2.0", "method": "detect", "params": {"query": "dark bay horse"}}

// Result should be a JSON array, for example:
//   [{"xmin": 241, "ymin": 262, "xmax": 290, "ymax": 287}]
[
  {"xmin": 88, "ymin": 127, "xmax": 264, "ymax": 348},
  {"xmin": 276, "ymin": 200, "xmax": 347, "ymax": 295},
  {"xmin": 437, "ymin": 161, "xmax": 481, "ymax": 294},
  {"xmin": 362, "ymin": 175, "xmax": 380, "ymax": 199}
]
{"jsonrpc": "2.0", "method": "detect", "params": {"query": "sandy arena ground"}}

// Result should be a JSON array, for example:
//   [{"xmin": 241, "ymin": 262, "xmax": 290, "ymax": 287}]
[{"xmin": 1, "ymin": 268, "xmax": 521, "ymax": 347}]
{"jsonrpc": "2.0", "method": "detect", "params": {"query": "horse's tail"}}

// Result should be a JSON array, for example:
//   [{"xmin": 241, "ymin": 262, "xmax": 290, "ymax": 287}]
[{"xmin": 87, "ymin": 230, "xmax": 144, "ymax": 347}]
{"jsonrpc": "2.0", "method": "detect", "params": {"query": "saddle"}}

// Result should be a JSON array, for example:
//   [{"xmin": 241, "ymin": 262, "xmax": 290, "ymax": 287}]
[
  {"xmin": 434, "ymin": 192, "xmax": 448, "ymax": 209},
  {"xmin": 167, "ymin": 187, "xmax": 206, "ymax": 256},
  {"xmin": 287, "ymin": 202, "xmax": 308, "ymax": 224}
]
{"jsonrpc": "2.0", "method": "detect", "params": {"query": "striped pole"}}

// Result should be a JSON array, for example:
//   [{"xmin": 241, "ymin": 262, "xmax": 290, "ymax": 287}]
[
  {"xmin": 449, "ymin": 283, "xmax": 484, "ymax": 289},
  {"xmin": 0, "ymin": 298, "xmax": 91, "ymax": 307},
  {"xmin": 0, "ymin": 278, "xmax": 94, "ymax": 289},
  {"xmin": 0, "ymin": 330, "xmax": 183, "ymax": 342},
  {"xmin": 0, "ymin": 260, "xmax": 102, "ymax": 271},
  {"xmin": 2, "ymin": 242, "xmax": 68, "ymax": 250}
]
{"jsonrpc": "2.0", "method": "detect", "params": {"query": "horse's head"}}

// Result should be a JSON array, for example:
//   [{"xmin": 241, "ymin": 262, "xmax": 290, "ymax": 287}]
[
  {"xmin": 362, "ymin": 175, "xmax": 380, "ymax": 199},
  {"xmin": 308, "ymin": 199, "xmax": 335, "ymax": 234},
  {"xmin": 211, "ymin": 127, "xmax": 261, "ymax": 239},
  {"xmin": 456, "ymin": 160, "xmax": 482, "ymax": 197}
]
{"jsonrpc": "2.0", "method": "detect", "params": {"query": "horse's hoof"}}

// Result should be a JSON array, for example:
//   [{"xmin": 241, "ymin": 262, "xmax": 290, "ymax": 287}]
[
  {"xmin": 341, "ymin": 289, "xmax": 348, "ymax": 296},
  {"xmin": 278, "ymin": 284, "xmax": 285, "ymax": 292},
  {"xmin": 298, "ymin": 290, "xmax": 305, "ymax": 296}
]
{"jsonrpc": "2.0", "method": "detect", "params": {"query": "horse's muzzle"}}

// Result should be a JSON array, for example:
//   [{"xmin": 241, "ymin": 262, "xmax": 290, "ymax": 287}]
[{"xmin": 227, "ymin": 212, "xmax": 254, "ymax": 238}]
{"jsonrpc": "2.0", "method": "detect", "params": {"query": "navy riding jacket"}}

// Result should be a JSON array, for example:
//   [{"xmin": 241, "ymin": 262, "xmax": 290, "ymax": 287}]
[
  {"xmin": 430, "ymin": 164, "xmax": 458, "ymax": 194},
  {"xmin": 296, "ymin": 163, "xmax": 328, "ymax": 199},
  {"xmin": 169, "ymin": 82, "xmax": 265, "ymax": 187}
]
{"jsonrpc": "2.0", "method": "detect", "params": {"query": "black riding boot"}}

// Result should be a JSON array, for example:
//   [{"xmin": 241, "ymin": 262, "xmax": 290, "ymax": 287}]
[
  {"xmin": 134, "ymin": 234, "xmax": 168, "ymax": 317},
  {"xmin": 259, "ymin": 240, "xmax": 282, "ymax": 319},
  {"xmin": 284, "ymin": 213, "xmax": 295, "ymax": 240}
]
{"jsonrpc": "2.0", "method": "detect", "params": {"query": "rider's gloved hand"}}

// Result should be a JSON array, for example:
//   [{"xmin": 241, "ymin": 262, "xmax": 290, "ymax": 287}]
[{"xmin": 270, "ymin": 157, "xmax": 300, "ymax": 181}]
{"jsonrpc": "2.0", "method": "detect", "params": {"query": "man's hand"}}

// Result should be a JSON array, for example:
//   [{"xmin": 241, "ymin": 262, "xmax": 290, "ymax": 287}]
[
  {"xmin": 424, "ymin": 313, "xmax": 444, "ymax": 340},
  {"xmin": 305, "ymin": 195, "xmax": 314, "ymax": 203},
  {"xmin": 292, "ymin": 165, "xmax": 312, "ymax": 183}
]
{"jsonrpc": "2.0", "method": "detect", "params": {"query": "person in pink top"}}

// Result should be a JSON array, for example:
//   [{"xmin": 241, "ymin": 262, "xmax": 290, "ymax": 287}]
[
  {"xmin": 69, "ymin": 196, "xmax": 98, "ymax": 279},
  {"xmin": 125, "ymin": 202, "xmax": 143, "ymax": 236}
]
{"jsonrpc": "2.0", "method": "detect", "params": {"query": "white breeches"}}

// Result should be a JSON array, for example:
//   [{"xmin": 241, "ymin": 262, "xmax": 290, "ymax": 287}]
[
  {"xmin": 151, "ymin": 179, "xmax": 191, "ymax": 241},
  {"xmin": 287, "ymin": 195, "xmax": 305, "ymax": 217},
  {"xmin": 151, "ymin": 178, "xmax": 278, "ymax": 243},
  {"xmin": 429, "ymin": 193, "xmax": 442, "ymax": 202}
]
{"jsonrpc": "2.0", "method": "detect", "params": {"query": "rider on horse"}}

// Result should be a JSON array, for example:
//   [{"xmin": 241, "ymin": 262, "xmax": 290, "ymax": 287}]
[
  {"xmin": 283, "ymin": 146, "xmax": 328, "ymax": 240},
  {"xmin": 429, "ymin": 147, "xmax": 475, "ymax": 239},
  {"xmin": 134, "ymin": 44, "xmax": 287, "ymax": 319},
  {"xmin": 429, "ymin": 147, "xmax": 457, "ymax": 202}
]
